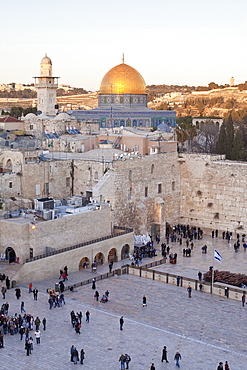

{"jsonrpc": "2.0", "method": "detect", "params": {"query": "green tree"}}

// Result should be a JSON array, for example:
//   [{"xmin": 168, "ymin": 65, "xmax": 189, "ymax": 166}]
[
  {"xmin": 215, "ymin": 123, "xmax": 227, "ymax": 154},
  {"xmin": 231, "ymin": 130, "xmax": 244, "ymax": 160},
  {"xmin": 225, "ymin": 114, "xmax": 234, "ymax": 159}
]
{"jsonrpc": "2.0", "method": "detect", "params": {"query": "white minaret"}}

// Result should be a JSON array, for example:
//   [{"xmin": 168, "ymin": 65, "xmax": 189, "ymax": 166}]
[{"xmin": 34, "ymin": 55, "xmax": 59, "ymax": 116}]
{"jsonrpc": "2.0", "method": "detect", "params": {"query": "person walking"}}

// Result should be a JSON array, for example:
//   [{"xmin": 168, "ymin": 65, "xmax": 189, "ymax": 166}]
[
  {"xmin": 70, "ymin": 345, "xmax": 75, "ymax": 362},
  {"xmin": 120, "ymin": 316, "xmax": 124, "ymax": 331},
  {"xmin": 119, "ymin": 354, "xmax": 126, "ymax": 370},
  {"xmin": 85, "ymin": 310, "xmax": 90, "ymax": 323},
  {"xmin": 142, "ymin": 295, "xmax": 147, "ymax": 307},
  {"xmin": 92, "ymin": 278, "xmax": 96, "ymax": 290},
  {"xmin": 94, "ymin": 290, "xmax": 99, "ymax": 301},
  {"xmin": 6, "ymin": 276, "xmax": 10, "ymax": 290},
  {"xmin": 34, "ymin": 329, "xmax": 41, "ymax": 344},
  {"xmin": 125, "ymin": 354, "xmax": 131, "ymax": 369},
  {"xmin": 42, "ymin": 317, "xmax": 46, "ymax": 330},
  {"xmin": 187, "ymin": 286, "xmax": 192, "ymax": 298},
  {"xmin": 80, "ymin": 348, "xmax": 85, "ymax": 364},
  {"xmin": 174, "ymin": 351, "xmax": 181, "ymax": 367},
  {"xmin": 150, "ymin": 364, "xmax": 155, "ymax": 370},
  {"xmin": 217, "ymin": 362, "xmax": 223, "ymax": 370},
  {"xmin": 33, "ymin": 288, "xmax": 38, "ymax": 300},
  {"xmin": 1, "ymin": 286, "xmax": 6, "ymax": 299},
  {"xmin": 28, "ymin": 282, "xmax": 32, "ymax": 293},
  {"xmin": 15, "ymin": 287, "xmax": 21, "ymax": 299},
  {"xmin": 25, "ymin": 339, "xmax": 31, "ymax": 356},
  {"xmin": 19, "ymin": 326, "xmax": 25, "ymax": 341},
  {"xmin": 242, "ymin": 294, "xmax": 245, "ymax": 307},
  {"xmin": 21, "ymin": 301, "xmax": 26, "ymax": 313},
  {"xmin": 73, "ymin": 347, "xmax": 79, "ymax": 365},
  {"xmin": 198, "ymin": 271, "xmax": 202, "ymax": 281},
  {"xmin": 161, "ymin": 346, "xmax": 169, "ymax": 363},
  {"xmin": 224, "ymin": 361, "xmax": 230, "ymax": 370}
]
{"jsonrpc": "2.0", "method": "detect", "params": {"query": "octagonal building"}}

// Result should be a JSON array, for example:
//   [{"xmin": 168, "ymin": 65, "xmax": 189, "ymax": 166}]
[{"xmin": 68, "ymin": 58, "xmax": 176, "ymax": 129}]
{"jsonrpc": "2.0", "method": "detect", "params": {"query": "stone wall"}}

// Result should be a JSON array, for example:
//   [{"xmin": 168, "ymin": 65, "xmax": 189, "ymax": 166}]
[
  {"xmin": 180, "ymin": 153, "xmax": 247, "ymax": 234},
  {"xmin": 11, "ymin": 232, "xmax": 133, "ymax": 284},
  {"xmin": 93, "ymin": 152, "xmax": 181, "ymax": 237},
  {"xmin": 0, "ymin": 204, "xmax": 113, "ymax": 262}
]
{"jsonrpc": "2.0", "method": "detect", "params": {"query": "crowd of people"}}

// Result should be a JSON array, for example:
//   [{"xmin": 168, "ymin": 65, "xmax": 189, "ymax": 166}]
[{"xmin": 0, "ymin": 299, "xmax": 46, "ymax": 356}]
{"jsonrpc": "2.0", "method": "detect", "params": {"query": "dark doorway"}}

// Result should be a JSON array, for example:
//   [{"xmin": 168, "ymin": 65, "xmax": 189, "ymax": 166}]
[{"xmin": 5, "ymin": 247, "xmax": 16, "ymax": 263}]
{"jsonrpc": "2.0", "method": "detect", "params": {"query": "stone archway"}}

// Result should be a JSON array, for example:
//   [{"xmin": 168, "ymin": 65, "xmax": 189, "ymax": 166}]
[
  {"xmin": 79, "ymin": 257, "xmax": 90, "ymax": 270},
  {"xmin": 108, "ymin": 248, "xmax": 117, "ymax": 263},
  {"xmin": 94, "ymin": 252, "xmax": 104, "ymax": 265},
  {"xmin": 121, "ymin": 244, "xmax": 130, "ymax": 260},
  {"xmin": 5, "ymin": 247, "xmax": 16, "ymax": 263}
]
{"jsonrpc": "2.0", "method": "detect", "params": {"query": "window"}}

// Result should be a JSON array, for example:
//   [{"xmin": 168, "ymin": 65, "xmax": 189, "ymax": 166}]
[
  {"xmin": 36, "ymin": 184, "xmax": 40, "ymax": 196},
  {"xmin": 129, "ymin": 170, "xmax": 132, "ymax": 181},
  {"xmin": 30, "ymin": 124, "xmax": 33, "ymax": 130},
  {"xmin": 151, "ymin": 164, "xmax": 154, "ymax": 173},
  {"xmin": 128, "ymin": 187, "xmax": 132, "ymax": 199},
  {"xmin": 94, "ymin": 171, "xmax": 98, "ymax": 180},
  {"xmin": 172, "ymin": 181, "xmax": 175, "ymax": 191},
  {"xmin": 30, "ymin": 248, "xmax": 33, "ymax": 259},
  {"xmin": 45, "ymin": 183, "xmax": 49, "ymax": 194},
  {"xmin": 145, "ymin": 187, "xmax": 148, "ymax": 197},
  {"xmin": 9, "ymin": 181, "xmax": 12, "ymax": 188},
  {"xmin": 158, "ymin": 184, "xmax": 162, "ymax": 194},
  {"xmin": 66, "ymin": 177, "xmax": 70, "ymax": 187}
]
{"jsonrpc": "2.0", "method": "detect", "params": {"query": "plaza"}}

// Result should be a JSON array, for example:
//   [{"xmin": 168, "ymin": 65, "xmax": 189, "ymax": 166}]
[{"xmin": 1, "ymin": 233, "xmax": 247, "ymax": 369}]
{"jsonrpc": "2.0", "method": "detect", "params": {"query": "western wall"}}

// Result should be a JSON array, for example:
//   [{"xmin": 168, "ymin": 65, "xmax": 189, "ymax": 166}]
[{"xmin": 179, "ymin": 153, "xmax": 247, "ymax": 235}]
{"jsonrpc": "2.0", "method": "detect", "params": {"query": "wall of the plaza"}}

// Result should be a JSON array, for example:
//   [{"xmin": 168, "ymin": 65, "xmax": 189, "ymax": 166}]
[
  {"xmin": 0, "ymin": 204, "xmax": 113, "ymax": 263},
  {"xmin": 11, "ymin": 232, "xmax": 133, "ymax": 284},
  {"xmin": 180, "ymin": 153, "xmax": 247, "ymax": 234}
]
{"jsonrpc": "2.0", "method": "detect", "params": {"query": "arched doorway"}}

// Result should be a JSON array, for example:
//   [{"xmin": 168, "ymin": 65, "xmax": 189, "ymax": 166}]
[
  {"xmin": 121, "ymin": 244, "xmax": 130, "ymax": 260},
  {"xmin": 94, "ymin": 252, "xmax": 104, "ymax": 265},
  {"xmin": 79, "ymin": 257, "xmax": 90, "ymax": 270},
  {"xmin": 5, "ymin": 247, "xmax": 16, "ymax": 263},
  {"xmin": 108, "ymin": 248, "xmax": 117, "ymax": 263}
]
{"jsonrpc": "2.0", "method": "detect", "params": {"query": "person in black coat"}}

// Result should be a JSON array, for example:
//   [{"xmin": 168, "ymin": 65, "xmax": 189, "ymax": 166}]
[
  {"xmin": 161, "ymin": 346, "xmax": 169, "ymax": 363},
  {"xmin": 92, "ymin": 279, "xmax": 96, "ymax": 290},
  {"xmin": 6, "ymin": 276, "xmax": 10, "ymax": 290}
]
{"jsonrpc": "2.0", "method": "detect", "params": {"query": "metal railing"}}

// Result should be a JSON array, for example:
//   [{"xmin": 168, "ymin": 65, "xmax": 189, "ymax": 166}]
[{"xmin": 25, "ymin": 227, "xmax": 133, "ymax": 263}]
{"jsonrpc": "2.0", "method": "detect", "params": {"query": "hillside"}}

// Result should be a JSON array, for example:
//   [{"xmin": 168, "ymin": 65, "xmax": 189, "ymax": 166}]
[{"xmin": 1, "ymin": 85, "xmax": 247, "ymax": 121}]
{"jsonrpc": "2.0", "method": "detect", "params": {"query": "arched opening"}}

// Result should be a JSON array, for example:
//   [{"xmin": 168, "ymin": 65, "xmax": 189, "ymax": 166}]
[
  {"xmin": 5, "ymin": 247, "xmax": 16, "ymax": 263},
  {"xmin": 5, "ymin": 159, "xmax": 13, "ymax": 173},
  {"xmin": 121, "ymin": 244, "xmax": 130, "ymax": 260},
  {"xmin": 108, "ymin": 248, "xmax": 117, "ymax": 263},
  {"xmin": 79, "ymin": 257, "xmax": 90, "ymax": 270},
  {"xmin": 151, "ymin": 164, "xmax": 154, "ymax": 173},
  {"xmin": 94, "ymin": 252, "xmax": 104, "ymax": 265}
]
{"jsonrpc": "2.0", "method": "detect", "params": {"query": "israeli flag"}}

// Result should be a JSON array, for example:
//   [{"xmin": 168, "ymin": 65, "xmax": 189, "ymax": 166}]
[{"xmin": 214, "ymin": 249, "xmax": 222, "ymax": 262}]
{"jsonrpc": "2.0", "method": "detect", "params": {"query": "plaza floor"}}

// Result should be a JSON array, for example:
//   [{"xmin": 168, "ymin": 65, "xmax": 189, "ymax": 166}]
[{"xmin": 1, "ymin": 234, "xmax": 247, "ymax": 369}]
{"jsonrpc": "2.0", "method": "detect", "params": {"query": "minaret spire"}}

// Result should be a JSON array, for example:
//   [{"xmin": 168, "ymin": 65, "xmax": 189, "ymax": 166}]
[{"xmin": 122, "ymin": 53, "xmax": 124, "ymax": 63}]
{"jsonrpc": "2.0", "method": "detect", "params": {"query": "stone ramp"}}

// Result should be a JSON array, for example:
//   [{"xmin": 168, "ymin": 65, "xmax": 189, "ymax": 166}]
[{"xmin": 0, "ymin": 262, "xmax": 23, "ymax": 283}]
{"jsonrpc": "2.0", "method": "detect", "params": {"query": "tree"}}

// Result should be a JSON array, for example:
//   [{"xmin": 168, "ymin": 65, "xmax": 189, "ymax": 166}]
[
  {"xmin": 231, "ymin": 130, "xmax": 244, "ymax": 160},
  {"xmin": 225, "ymin": 114, "xmax": 234, "ymax": 159},
  {"xmin": 192, "ymin": 120, "xmax": 220, "ymax": 153},
  {"xmin": 216, "ymin": 123, "xmax": 227, "ymax": 154}
]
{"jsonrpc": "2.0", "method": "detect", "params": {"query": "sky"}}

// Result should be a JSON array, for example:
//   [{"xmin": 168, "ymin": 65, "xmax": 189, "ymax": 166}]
[{"xmin": 1, "ymin": 0, "xmax": 247, "ymax": 91}]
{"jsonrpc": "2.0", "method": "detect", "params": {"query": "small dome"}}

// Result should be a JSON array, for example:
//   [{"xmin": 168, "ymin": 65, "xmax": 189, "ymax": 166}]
[
  {"xmin": 100, "ymin": 63, "xmax": 146, "ymax": 95},
  {"xmin": 24, "ymin": 113, "xmax": 37, "ymax": 119},
  {"xmin": 41, "ymin": 55, "xmax": 52, "ymax": 65},
  {"xmin": 54, "ymin": 113, "xmax": 71, "ymax": 120}
]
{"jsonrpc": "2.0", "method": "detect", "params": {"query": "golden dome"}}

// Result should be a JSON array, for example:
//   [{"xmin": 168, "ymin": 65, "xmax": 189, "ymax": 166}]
[{"xmin": 100, "ymin": 63, "xmax": 146, "ymax": 95}]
